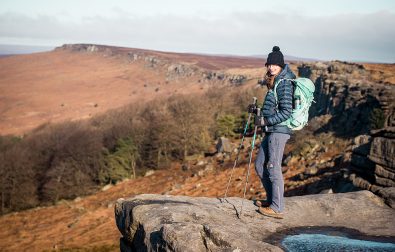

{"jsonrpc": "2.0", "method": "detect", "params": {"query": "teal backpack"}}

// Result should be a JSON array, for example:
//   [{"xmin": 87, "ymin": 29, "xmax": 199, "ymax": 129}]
[{"xmin": 273, "ymin": 78, "xmax": 315, "ymax": 130}]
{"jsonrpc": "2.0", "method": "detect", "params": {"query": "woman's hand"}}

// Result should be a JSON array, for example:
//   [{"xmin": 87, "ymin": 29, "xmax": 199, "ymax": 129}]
[{"xmin": 254, "ymin": 115, "xmax": 266, "ymax": 126}]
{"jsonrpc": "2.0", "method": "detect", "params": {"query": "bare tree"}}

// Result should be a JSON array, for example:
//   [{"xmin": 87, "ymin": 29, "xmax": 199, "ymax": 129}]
[{"xmin": 166, "ymin": 94, "xmax": 212, "ymax": 160}]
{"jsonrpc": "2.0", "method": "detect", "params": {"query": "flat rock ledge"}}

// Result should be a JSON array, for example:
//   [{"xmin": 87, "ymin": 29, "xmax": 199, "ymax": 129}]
[{"xmin": 115, "ymin": 191, "xmax": 395, "ymax": 251}]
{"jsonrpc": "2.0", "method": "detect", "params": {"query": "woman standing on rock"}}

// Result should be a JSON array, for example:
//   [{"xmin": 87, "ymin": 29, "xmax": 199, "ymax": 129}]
[{"xmin": 252, "ymin": 46, "xmax": 295, "ymax": 219}]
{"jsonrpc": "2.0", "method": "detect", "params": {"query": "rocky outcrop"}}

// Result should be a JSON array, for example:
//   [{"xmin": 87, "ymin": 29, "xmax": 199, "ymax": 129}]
[
  {"xmin": 347, "ymin": 127, "xmax": 395, "ymax": 207},
  {"xmin": 115, "ymin": 191, "xmax": 394, "ymax": 251},
  {"xmin": 201, "ymin": 71, "xmax": 248, "ymax": 85},
  {"xmin": 55, "ymin": 44, "xmax": 251, "ymax": 86},
  {"xmin": 369, "ymin": 128, "xmax": 395, "ymax": 169},
  {"xmin": 298, "ymin": 61, "xmax": 395, "ymax": 136},
  {"xmin": 144, "ymin": 56, "xmax": 163, "ymax": 68},
  {"xmin": 166, "ymin": 64, "xmax": 197, "ymax": 80},
  {"xmin": 228, "ymin": 74, "xmax": 247, "ymax": 85},
  {"xmin": 215, "ymin": 137, "xmax": 232, "ymax": 153},
  {"xmin": 55, "ymin": 43, "xmax": 113, "ymax": 55}
]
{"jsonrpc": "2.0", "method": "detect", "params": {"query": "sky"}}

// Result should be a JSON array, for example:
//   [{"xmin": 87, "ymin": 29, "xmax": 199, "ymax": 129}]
[{"xmin": 0, "ymin": 0, "xmax": 394, "ymax": 62}]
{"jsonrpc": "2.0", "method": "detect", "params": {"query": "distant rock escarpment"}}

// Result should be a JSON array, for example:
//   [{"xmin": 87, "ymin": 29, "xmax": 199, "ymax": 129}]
[
  {"xmin": 55, "ymin": 44, "xmax": 254, "ymax": 86},
  {"xmin": 115, "ymin": 192, "xmax": 394, "ymax": 251}
]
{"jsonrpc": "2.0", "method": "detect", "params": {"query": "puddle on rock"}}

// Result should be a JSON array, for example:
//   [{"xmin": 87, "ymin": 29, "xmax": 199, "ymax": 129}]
[
  {"xmin": 282, "ymin": 233, "xmax": 395, "ymax": 252},
  {"xmin": 265, "ymin": 226, "xmax": 395, "ymax": 252}
]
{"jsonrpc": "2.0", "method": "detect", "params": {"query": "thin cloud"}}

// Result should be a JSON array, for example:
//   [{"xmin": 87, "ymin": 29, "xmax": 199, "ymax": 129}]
[{"xmin": 0, "ymin": 10, "xmax": 394, "ymax": 62}]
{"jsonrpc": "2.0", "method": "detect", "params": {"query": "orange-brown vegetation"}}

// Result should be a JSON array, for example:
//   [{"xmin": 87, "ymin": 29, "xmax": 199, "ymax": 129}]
[
  {"xmin": 0, "ymin": 47, "xmax": 264, "ymax": 136},
  {"xmin": 362, "ymin": 63, "xmax": 395, "ymax": 85},
  {"xmin": 0, "ymin": 129, "xmax": 348, "ymax": 251}
]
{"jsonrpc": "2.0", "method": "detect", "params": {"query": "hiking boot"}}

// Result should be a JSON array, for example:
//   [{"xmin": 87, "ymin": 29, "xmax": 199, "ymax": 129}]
[
  {"xmin": 258, "ymin": 207, "xmax": 284, "ymax": 219},
  {"xmin": 254, "ymin": 200, "xmax": 270, "ymax": 208}
]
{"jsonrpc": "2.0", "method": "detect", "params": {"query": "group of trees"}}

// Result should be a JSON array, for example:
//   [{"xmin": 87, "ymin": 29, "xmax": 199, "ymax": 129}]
[{"xmin": 0, "ymin": 86, "xmax": 256, "ymax": 214}]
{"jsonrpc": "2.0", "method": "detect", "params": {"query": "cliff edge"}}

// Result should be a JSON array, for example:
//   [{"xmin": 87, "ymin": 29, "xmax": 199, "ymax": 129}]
[{"xmin": 114, "ymin": 191, "xmax": 394, "ymax": 251}]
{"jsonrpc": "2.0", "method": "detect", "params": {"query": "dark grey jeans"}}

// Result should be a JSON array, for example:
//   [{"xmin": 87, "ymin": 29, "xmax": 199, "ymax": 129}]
[{"xmin": 254, "ymin": 132, "xmax": 290, "ymax": 213}]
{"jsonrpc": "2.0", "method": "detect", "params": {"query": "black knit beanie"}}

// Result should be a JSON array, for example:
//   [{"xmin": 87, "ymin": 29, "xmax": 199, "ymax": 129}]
[{"xmin": 265, "ymin": 46, "xmax": 285, "ymax": 68}]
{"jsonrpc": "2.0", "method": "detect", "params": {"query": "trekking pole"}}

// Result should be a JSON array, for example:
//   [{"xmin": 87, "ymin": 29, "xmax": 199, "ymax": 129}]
[
  {"xmin": 223, "ymin": 97, "xmax": 257, "ymax": 201},
  {"xmin": 239, "ymin": 108, "xmax": 260, "ymax": 218}
]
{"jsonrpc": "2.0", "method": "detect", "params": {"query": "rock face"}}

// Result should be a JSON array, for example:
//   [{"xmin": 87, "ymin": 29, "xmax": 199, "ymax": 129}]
[
  {"xmin": 369, "ymin": 128, "xmax": 395, "ymax": 169},
  {"xmin": 215, "ymin": 137, "xmax": 232, "ymax": 153},
  {"xmin": 347, "ymin": 127, "xmax": 395, "ymax": 207},
  {"xmin": 298, "ymin": 62, "xmax": 395, "ymax": 136},
  {"xmin": 293, "ymin": 61, "xmax": 395, "ymax": 204},
  {"xmin": 115, "ymin": 191, "xmax": 395, "ymax": 251}
]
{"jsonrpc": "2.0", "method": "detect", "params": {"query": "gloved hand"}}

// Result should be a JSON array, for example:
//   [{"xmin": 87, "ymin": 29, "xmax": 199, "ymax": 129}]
[
  {"xmin": 247, "ymin": 104, "xmax": 257, "ymax": 114},
  {"xmin": 254, "ymin": 115, "xmax": 266, "ymax": 126}
]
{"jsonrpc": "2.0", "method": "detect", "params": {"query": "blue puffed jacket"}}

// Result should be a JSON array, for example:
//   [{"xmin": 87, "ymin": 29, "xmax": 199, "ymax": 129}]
[{"xmin": 261, "ymin": 64, "xmax": 295, "ymax": 135}]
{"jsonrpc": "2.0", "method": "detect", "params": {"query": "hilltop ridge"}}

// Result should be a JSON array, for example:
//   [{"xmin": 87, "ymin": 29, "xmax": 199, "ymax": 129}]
[
  {"xmin": 0, "ymin": 44, "xmax": 263, "ymax": 136},
  {"xmin": 1, "ymin": 43, "xmax": 394, "ymax": 136}
]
